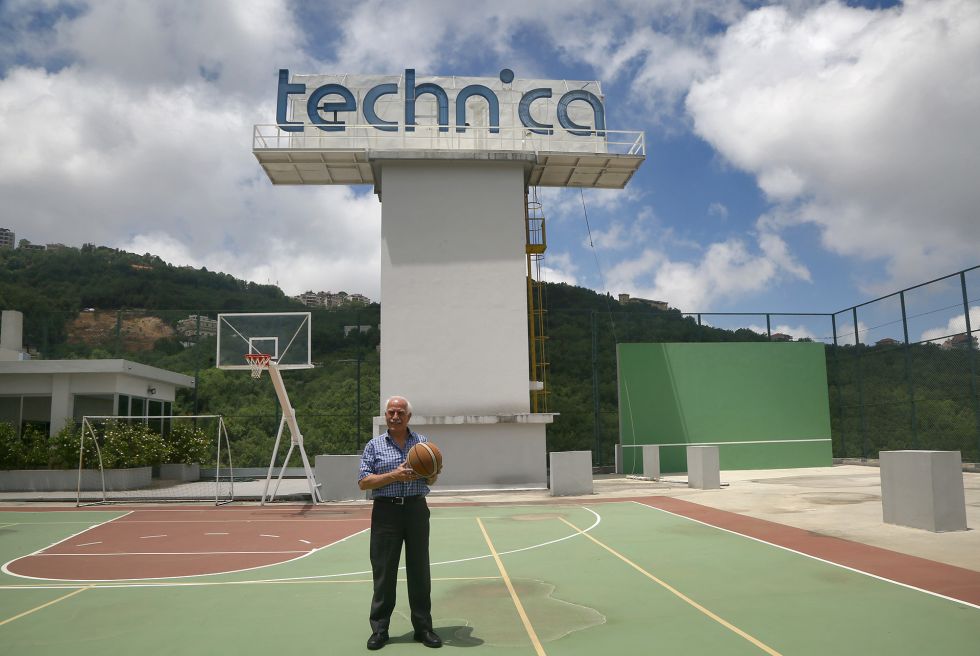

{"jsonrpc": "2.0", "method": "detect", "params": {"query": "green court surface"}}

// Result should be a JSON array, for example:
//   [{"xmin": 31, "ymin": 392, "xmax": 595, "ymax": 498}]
[{"xmin": 1, "ymin": 502, "xmax": 977, "ymax": 655}]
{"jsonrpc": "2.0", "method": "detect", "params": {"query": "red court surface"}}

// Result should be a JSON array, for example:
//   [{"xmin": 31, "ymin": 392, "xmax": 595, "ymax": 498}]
[{"xmin": 5, "ymin": 505, "xmax": 371, "ymax": 581}]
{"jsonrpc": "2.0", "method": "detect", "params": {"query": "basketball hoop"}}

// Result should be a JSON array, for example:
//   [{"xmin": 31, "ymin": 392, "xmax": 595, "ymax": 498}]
[{"xmin": 245, "ymin": 353, "xmax": 272, "ymax": 379}]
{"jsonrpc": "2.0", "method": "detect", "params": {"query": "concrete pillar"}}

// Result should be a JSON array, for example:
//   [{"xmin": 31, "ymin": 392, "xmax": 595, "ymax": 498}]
[
  {"xmin": 49, "ymin": 374, "xmax": 72, "ymax": 437},
  {"xmin": 880, "ymin": 450, "xmax": 967, "ymax": 532},
  {"xmin": 614, "ymin": 444, "xmax": 624, "ymax": 474},
  {"xmin": 315, "ymin": 455, "xmax": 366, "ymax": 501},
  {"xmin": 550, "ymin": 451, "xmax": 593, "ymax": 496},
  {"xmin": 642, "ymin": 444, "xmax": 661, "ymax": 480},
  {"xmin": 1, "ymin": 310, "xmax": 23, "ymax": 351},
  {"xmin": 687, "ymin": 445, "xmax": 720, "ymax": 489}
]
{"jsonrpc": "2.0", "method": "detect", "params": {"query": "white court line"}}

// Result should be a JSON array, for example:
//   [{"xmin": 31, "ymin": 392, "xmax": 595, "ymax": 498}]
[
  {"xmin": 299, "ymin": 539, "xmax": 311, "ymax": 544},
  {"xmin": 0, "ymin": 505, "xmax": 602, "ymax": 587},
  {"xmin": 139, "ymin": 535, "xmax": 167, "ymax": 539},
  {"xmin": 205, "ymin": 532, "xmax": 229, "ymax": 536},
  {"xmin": 34, "ymin": 550, "xmax": 312, "ymax": 556},
  {"xmin": 259, "ymin": 534, "xmax": 280, "ymax": 538},
  {"xmin": 630, "ymin": 501, "xmax": 980, "ymax": 611},
  {"xmin": 75, "ymin": 542, "xmax": 102, "ymax": 547}
]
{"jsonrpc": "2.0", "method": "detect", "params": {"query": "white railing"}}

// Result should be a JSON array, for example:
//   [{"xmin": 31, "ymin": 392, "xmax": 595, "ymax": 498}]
[{"xmin": 252, "ymin": 124, "xmax": 645, "ymax": 157}]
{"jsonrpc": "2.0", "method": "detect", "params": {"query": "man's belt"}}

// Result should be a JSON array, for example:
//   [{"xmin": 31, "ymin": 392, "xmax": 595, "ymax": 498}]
[{"xmin": 373, "ymin": 496, "xmax": 424, "ymax": 505}]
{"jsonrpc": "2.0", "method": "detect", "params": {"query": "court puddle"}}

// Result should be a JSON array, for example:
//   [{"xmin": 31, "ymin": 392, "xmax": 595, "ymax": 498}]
[{"xmin": 438, "ymin": 578, "xmax": 605, "ymax": 646}]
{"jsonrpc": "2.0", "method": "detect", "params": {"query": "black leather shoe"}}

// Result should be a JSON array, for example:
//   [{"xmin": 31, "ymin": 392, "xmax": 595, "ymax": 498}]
[
  {"xmin": 414, "ymin": 630, "xmax": 442, "ymax": 648},
  {"xmin": 367, "ymin": 632, "xmax": 389, "ymax": 650}
]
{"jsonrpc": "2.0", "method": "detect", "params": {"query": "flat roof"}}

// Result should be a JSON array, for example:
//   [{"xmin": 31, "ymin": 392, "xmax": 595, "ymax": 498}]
[{"xmin": 0, "ymin": 359, "xmax": 195, "ymax": 387}]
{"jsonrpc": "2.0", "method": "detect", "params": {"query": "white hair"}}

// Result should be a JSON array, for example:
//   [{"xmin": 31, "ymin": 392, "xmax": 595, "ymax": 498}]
[{"xmin": 385, "ymin": 396, "xmax": 413, "ymax": 415}]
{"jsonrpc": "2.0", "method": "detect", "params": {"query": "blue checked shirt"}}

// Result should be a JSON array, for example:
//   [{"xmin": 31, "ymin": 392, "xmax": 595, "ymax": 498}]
[{"xmin": 358, "ymin": 429, "xmax": 431, "ymax": 498}]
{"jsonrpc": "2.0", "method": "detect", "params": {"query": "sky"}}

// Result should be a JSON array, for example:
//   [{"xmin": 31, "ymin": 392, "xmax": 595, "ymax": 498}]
[{"xmin": 1, "ymin": 0, "xmax": 978, "ymax": 344}]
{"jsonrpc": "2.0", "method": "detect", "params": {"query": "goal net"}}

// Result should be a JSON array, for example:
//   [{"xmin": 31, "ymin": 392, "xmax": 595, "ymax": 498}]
[{"xmin": 76, "ymin": 415, "xmax": 234, "ymax": 506}]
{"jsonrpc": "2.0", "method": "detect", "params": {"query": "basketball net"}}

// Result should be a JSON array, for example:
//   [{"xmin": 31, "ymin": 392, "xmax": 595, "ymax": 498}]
[{"xmin": 245, "ymin": 353, "xmax": 272, "ymax": 379}]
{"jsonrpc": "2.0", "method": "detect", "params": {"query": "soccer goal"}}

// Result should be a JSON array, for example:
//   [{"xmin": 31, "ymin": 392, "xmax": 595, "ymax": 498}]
[{"xmin": 76, "ymin": 414, "xmax": 234, "ymax": 506}]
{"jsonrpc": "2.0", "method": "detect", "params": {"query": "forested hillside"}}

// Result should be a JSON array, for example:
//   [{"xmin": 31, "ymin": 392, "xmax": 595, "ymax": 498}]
[{"xmin": 1, "ymin": 246, "xmax": 976, "ymax": 465}]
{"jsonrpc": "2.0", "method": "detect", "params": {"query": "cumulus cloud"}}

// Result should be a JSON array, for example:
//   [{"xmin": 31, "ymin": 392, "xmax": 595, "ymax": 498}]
[
  {"xmin": 919, "ymin": 306, "xmax": 980, "ymax": 344},
  {"xmin": 687, "ymin": 0, "xmax": 980, "ymax": 292},
  {"xmin": 603, "ymin": 231, "xmax": 811, "ymax": 310},
  {"xmin": 0, "ymin": 0, "xmax": 383, "ymax": 298}
]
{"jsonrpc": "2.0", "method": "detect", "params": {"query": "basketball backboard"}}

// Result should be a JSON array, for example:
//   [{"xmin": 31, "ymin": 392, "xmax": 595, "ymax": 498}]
[{"xmin": 216, "ymin": 312, "xmax": 313, "ymax": 370}]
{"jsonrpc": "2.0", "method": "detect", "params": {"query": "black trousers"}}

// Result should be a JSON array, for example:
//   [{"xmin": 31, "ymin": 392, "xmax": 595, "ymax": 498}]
[{"xmin": 369, "ymin": 497, "xmax": 432, "ymax": 634}]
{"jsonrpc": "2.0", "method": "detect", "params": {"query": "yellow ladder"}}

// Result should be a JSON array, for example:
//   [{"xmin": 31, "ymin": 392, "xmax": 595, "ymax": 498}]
[{"xmin": 525, "ymin": 189, "xmax": 549, "ymax": 412}]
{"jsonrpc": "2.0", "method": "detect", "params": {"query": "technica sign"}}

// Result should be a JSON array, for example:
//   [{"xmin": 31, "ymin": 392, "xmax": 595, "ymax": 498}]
[{"xmin": 276, "ymin": 68, "xmax": 605, "ymax": 137}]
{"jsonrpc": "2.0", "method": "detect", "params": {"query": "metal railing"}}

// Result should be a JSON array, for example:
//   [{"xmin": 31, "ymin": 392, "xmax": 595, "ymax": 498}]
[{"xmin": 252, "ymin": 123, "xmax": 646, "ymax": 157}]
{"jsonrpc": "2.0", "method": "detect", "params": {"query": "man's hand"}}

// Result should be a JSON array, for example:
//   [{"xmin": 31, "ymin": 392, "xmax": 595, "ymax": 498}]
[{"xmin": 389, "ymin": 463, "xmax": 420, "ymax": 482}]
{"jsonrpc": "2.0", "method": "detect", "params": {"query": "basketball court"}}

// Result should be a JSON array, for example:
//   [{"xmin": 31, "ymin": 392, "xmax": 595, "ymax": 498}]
[{"xmin": 2, "ymin": 471, "xmax": 978, "ymax": 655}]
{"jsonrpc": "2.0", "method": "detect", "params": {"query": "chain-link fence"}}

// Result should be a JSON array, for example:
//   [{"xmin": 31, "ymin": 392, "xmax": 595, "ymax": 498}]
[
  {"xmin": 543, "ymin": 267, "xmax": 979, "ymax": 466},
  {"xmin": 5, "ymin": 267, "xmax": 978, "ymax": 469}
]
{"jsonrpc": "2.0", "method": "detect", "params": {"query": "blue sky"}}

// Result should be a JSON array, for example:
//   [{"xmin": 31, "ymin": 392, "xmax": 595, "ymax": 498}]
[{"xmin": 1, "ymin": 0, "xmax": 977, "ymax": 343}]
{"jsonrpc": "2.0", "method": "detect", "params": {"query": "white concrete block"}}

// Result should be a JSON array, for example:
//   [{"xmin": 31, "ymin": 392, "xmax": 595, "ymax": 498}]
[
  {"xmin": 880, "ymin": 450, "xmax": 967, "ymax": 532},
  {"xmin": 687, "ymin": 445, "xmax": 720, "ymax": 489},
  {"xmin": 550, "ymin": 451, "xmax": 593, "ymax": 496},
  {"xmin": 315, "ymin": 455, "xmax": 364, "ymax": 502},
  {"xmin": 642, "ymin": 445, "xmax": 661, "ymax": 480}
]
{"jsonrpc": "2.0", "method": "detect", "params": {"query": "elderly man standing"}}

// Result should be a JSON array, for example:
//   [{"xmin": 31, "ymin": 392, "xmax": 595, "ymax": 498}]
[{"xmin": 358, "ymin": 396, "xmax": 442, "ymax": 650}]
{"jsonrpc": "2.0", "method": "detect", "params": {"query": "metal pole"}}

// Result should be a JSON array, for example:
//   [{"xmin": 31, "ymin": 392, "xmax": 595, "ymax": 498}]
[
  {"xmin": 960, "ymin": 272, "xmax": 980, "ymax": 458},
  {"xmin": 356, "ymin": 354, "xmax": 362, "ymax": 450},
  {"xmin": 899, "ymin": 292, "xmax": 918, "ymax": 448},
  {"xmin": 831, "ymin": 314, "xmax": 845, "ymax": 457},
  {"xmin": 853, "ymin": 307, "xmax": 868, "ymax": 459},
  {"xmin": 766, "ymin": 314, "xmax": 772, "ymax": 340},
  {"xmin": 591, "ymin": 310, "xmax": 601, "ymax": 465}
]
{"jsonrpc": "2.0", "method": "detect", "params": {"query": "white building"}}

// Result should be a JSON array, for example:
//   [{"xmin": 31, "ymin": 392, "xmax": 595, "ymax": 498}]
[
  {"xmin": 0, "ymin": 228, "xmax": 14, "ymax": 249},
  {"xmin": 0, "ymin": 311, "xmax": 194, "ymax": 436}
]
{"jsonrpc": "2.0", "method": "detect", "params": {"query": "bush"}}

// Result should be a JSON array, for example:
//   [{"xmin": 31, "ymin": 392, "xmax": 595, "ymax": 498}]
[
  {"xmin": 98, "ymin": 422, "xmax": 169, "ymax": 469},
  {"xmin": 0, "ymin": 422, "xmax": 25, "ymax": 469},
  {"xmin": 166, "ymin": 424, "xmax": 212, "ymax": 464}
]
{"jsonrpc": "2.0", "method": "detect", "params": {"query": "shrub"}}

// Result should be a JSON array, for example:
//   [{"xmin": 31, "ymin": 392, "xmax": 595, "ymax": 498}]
[
  {"xmin": 98, "ymin": 422, "xmax": 168, "ymax": 469},
  {"xmin": 0, "ymin": 422, "xmax": 25, "ymax": 469},
  {"xmin": 166, "ymin": 424, "xmax": 212, "ymax": 464}
]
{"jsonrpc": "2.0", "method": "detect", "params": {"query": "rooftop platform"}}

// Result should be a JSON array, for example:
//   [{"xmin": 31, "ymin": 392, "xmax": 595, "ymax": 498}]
[{"xmin": 252, "ymin": 124, "xmax": 645, "ymax": 189}]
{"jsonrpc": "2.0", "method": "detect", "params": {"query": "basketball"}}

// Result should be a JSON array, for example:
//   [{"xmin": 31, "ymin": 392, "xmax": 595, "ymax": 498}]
[{"xmin": 407, "ymin": 442, "xmax": 442, "ymax": 478}]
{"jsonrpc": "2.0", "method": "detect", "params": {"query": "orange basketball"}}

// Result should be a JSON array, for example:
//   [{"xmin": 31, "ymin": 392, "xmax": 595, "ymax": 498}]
[{"xmin": 407, "ymin": 442, "xmax": 442, "ymax": 478}]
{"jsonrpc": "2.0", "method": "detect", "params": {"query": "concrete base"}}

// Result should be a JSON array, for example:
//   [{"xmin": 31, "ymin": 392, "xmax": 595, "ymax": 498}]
[
  {"xmin": 315, "ymin": 455, "xmax": 366, "ymax": 502},
  {"xmin": 642, "ymin": 445, "xmax": 661, "ymax": 480},
  {"xmin": 615, "ymin": 444, "xmax": 624, "ymax": 474},
  {"xmin": 880, "ymin": 450, "xmax": 968, "ymax": 532},
  {"xmin": 372, "ymin": 415, "xmax": 551, "ymax": 490},
  {"xmin": 550, "ymin": 451, "xmax": 593, "ymax": 496},
  {"xmin": 0, "ymin": 467, "xmax": 152, "ymax": 491},
  {"xmin": 687, "ymin": 445, "xmax": 720, "ymax": 489},
  {"xmin": 159, "ymin": 463, "xmax": 200, "ymax": 482}
]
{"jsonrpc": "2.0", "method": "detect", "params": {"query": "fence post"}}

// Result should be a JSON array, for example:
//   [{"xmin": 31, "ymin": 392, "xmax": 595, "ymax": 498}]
[
  {"xmin": 853, "ymin": 307, "xmax": 868, "ymax": 459},
  {"xmin": 766, "ymin": 314, "xmax": 772, "ymax": 340},
  {"xmin": 899, "ymin": 292, "xmax": 918, "ymax": 448},
  {"xmin": 831, "ymin": 314, "xmax": 845, "ymax": 457},
  {"xmin": 960, "ymin": 272, "xmax": 980, "ymax": 459},
  {"xmin": 591, "ymin": 310, "xmax": 601, "ymax": 466}
]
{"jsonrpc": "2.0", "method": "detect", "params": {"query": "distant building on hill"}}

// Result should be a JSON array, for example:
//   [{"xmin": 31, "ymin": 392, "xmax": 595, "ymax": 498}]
[
  {"xmin": 617, "ymin": 293, "xmax": 669, "ymax": 311},
  {"xmin": 177, "ymin": 315, "xmax": 218, "ymax": 338},
  {"xmin": 875, "ymin": 338, "xmax": 901, "ymax": 347},
  {"xmin": 294, "ymin": 290, "xmax": 372, "ymax": 308},
  {"xmin": 0, "ymin": 228, "xmax": 14, "ymax": 249},
  {"xmin": 18, "ymin": 239, "xmax": 44, "ymax": 251},
  {"xmin": 770, "ymin": 333, "xmax": 793, "ymax": 342},
  {"xmin": 941, "ymin": 333, "xmax": 978, "ymax": 350}
]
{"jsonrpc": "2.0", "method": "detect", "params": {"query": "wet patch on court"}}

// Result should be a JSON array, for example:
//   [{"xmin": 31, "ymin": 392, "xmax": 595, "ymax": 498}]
[
  {"xmin": 798, "ymin": 492, "xmax": 879, "ymax": 505},
  {"xmin": 509, "ymin": 513, "xmax": 568, "ymax": 522},
  {"xmin": 438, "ymin": 578, "xmax": 605, "ymax": 646}
]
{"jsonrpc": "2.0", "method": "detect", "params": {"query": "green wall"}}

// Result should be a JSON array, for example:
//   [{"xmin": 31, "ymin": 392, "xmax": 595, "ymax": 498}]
[{"xmin": 617, "ymin": 343, "xmax": 832, "ymax": 473}]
